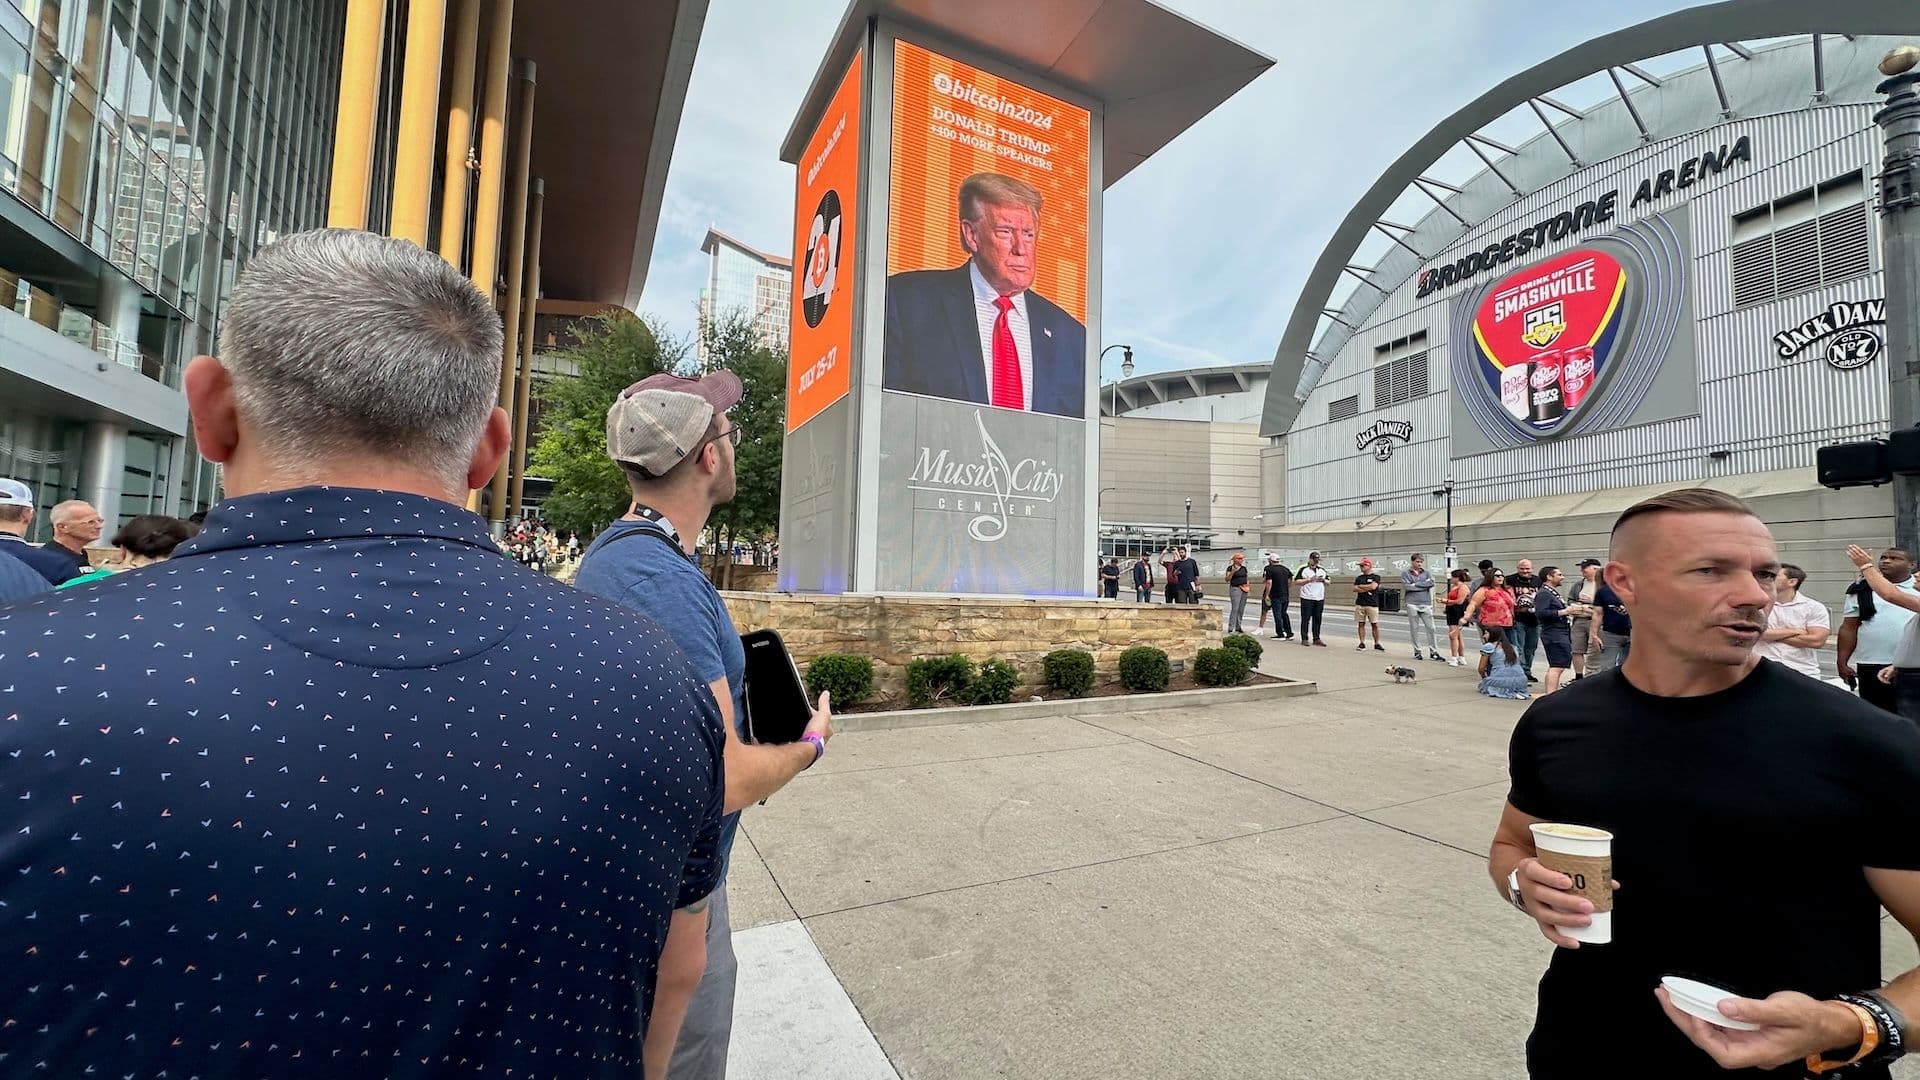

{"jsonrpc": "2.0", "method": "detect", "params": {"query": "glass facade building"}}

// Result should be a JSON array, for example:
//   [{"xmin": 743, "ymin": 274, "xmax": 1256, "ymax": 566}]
[
  {"xmin": 697, "ymin": 226, "xmax": 790, "ymax": 363},
  {"xmin": 0, "ymin": 0, "xmax": 342, "ymax": 537}
]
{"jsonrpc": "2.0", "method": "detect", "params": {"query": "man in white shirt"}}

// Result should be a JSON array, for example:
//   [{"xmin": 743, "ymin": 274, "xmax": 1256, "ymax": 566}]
[
  {"xmin": 1753, "ymin": 562, "xmax": 1830, "ymax": 679},
  {"xmin": 1295, "ymin": 551, "xmax": 1330, "ymax": 647},
  {"xmin": 1838, "ymin": 546, "xmax": 1917, "ymax": 712}
]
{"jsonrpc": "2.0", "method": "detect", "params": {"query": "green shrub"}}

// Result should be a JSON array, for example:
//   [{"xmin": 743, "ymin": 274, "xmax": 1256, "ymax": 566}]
[
  {"xmin": 966, "ymin": 658, "xmax": 1020, "ymax": 705},
  {"xmin": 1117, "ymin": 646, "xmax": 1170, "ymax": 692},
  {"xmin": 1193, "ymin": 646, "xmax": 1253, "ymax": 687},
  {"xmin": 1042, "ymin": 648, "xmax": 1096, "ymax": 698},
  {"xmin": 905, "ymin": 654, "xmax": 974, "ymax": 708},
  {"xmin": 1222, "ymin": 632, "xmax": 1263, "ymax": 665},
  {"xmin": 805, "ymin": 653, "xmax": 874, "ymax": 707}
]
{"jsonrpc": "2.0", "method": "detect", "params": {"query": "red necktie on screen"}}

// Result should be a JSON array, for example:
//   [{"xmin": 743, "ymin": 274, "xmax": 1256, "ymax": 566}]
[{"xmin": 990, "ymin": 295, "xmax": 1024, "ymax": 410}]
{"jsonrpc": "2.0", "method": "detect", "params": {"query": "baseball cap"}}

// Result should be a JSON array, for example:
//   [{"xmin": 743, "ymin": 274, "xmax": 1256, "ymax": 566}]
[
  {"xmin": 605, "ymin": 370, "xmax": 744, "ymax": 476},
  {"xmin": 1578, "ymin": 558, "xmax": 1602, "ymax": 568},
  {"xmin": 0, "ymin": 478, "xmax": 32, "ymax": 506},
  {"xmin": 1266, "ymin": 552, "xmax": 1279, "ymax": 562}
]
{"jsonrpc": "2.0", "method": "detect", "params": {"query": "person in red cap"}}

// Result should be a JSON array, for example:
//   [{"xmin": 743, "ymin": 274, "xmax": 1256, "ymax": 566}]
[{"xmin": 575, "ymin": 370, "xmax": 836, "ymax": 1080}]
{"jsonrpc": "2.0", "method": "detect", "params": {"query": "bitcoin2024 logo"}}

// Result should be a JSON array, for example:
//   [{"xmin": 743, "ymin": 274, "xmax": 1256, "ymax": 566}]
[{"xmin": 800, "ymin": 189, "xmax": 843, "ymax": 329}]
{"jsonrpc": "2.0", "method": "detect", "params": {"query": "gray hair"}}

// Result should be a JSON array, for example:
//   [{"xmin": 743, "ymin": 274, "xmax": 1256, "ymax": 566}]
[
  {"xmin": 50, "ymin": 500, "xmax": 94, "ymax": 527},
  {"xmin": 217, "ymin": 229, "xmax": 504, "ymax": 487}
]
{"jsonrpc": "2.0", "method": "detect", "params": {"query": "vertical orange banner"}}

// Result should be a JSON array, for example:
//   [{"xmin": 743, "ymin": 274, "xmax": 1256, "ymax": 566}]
[{"xmin": 787, "ymin": 51, "xmax": 863, "ymax": 434}]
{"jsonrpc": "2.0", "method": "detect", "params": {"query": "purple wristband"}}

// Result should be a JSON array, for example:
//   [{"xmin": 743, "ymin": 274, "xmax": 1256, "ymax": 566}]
[{"xmin": 801, "ymin": 731, "xmax": 826, "ymax": 766}]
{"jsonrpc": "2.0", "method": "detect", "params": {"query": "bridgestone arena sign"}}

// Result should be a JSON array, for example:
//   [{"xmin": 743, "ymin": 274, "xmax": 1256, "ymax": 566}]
[{"xmin": 1415, "ymin": 135, "xmax": 1752, "ymax": 299}]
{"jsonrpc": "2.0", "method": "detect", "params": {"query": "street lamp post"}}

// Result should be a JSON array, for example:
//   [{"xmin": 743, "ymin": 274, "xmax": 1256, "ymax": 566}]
[
  {"xmin": 1184, "ymin": 496, "xmax": 1192, "ymax": 546},
  {"xmin": 1100, "ymin": 344, "xmax": 1135, "ymax": 418},
  {"xmin": 1443, "ymin": 474, "xmax": 1456, "ymax": 572},
  {"xmin": 1877, "ymin": 46, "xmax": 1920, "ymax": 554}
]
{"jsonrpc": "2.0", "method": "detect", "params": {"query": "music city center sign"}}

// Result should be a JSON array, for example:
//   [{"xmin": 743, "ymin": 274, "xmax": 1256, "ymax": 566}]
[{"xmin": 905, "ymin": 410, "xmax": 1065, "ymax": 542}]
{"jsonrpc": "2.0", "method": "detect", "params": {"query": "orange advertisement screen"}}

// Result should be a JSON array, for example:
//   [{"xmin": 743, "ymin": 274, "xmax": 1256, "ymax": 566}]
[
  {"xmin": 882, "ymin": 40, "xmax": 1092, "ymax": 419},
  {"xmin": 787, "ymin": 51, "xmax": 862, "ymax": 434}
]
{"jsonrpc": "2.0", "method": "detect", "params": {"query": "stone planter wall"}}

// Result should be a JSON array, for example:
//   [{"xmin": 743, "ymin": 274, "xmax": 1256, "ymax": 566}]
[{"xmin": 720, "ymin": 593, "xmax": 1218, "ymax": 697}]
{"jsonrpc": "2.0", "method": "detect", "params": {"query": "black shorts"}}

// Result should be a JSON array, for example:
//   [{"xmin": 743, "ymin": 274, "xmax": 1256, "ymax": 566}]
[
  {"xmin": 1444, "ymin": 603, "xmax": 1466, "ymax": 627},
  {"xmin": 1543, "ymin": 631, "xmax": 1574, "ymax": 669}
]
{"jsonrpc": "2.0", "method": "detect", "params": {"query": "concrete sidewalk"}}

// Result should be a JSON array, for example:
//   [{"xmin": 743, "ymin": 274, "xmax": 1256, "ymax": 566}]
[{"xmin": 722, "ymin": 643, "xmax": 1919, "ymax": 1079}]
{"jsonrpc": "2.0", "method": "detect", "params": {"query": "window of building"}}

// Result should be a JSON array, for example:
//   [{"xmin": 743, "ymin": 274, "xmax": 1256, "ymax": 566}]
[
  {"xmin": 1328, "ymin": 394, "xmax": 1359, "ymax": 421},
  {"xmin": 1730, "ymin": 171, "xmax": 1871, "ymax": 307},
  {"xmin": 1373, "ymin": 353, "xmax": 1429, "ymax": 408}
]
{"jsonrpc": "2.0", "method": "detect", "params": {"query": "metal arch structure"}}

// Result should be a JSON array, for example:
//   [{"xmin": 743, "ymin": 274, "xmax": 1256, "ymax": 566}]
[{"xmin": 1258, "ymin": 0, "xmax": 1915, "ymax": 439}]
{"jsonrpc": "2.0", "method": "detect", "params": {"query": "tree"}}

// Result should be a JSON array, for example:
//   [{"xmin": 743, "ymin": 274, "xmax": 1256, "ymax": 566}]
[
  {"xmin": 528, "ymin": 313, "xmax": 684, "ymax": 536},
  {"xmin": 699, "ymin": 315, "xmax": 786, "ymax": 564}
]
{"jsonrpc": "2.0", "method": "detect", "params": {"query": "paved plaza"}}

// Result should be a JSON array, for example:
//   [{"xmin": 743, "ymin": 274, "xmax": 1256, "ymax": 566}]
[{"xmin": 724, "ymin": 641, "xmax": 1920, "ymax": 1079}]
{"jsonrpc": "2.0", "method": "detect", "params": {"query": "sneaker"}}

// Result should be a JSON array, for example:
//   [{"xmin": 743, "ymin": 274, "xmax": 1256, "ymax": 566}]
[
  {"xmin": 1372, "ymin": 643, "xmax": 1385, "ymax": 652},
  {"xmin": 1357, "ymin": 643, "xmax": 1367, "ymax": 651},
  {"xmin": 1413, "ymin": 652, "xmax": 1424, "ymax": 661},
  {"xmin": 1449, "ymin": 657, "xmax": 1463, "ymax": 667},
  {"xmin": 1525, "ymin": 673, "xmax": 1539, "ymax": 683},
  {"xmin": 1429, "ymin": 650, "xmax": 1444, "ymax": 662},
  {"xmin": 1313, "ymin": 640, "xmax": 1327, "ymax": 647},
  {"xmin": 1300, "ymin": 639, "xmax": 1311, "ymax": 646}
]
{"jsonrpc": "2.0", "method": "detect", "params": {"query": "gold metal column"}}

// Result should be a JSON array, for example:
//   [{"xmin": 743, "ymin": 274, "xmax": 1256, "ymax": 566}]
[
  {"xmin": 437, "ymin": 0, "xmax": 482, "ymax": 267},
  {"xmin": 465, "ymin": 0, "xmax": 514, "ymax": 512},
  {"xmin": 486, "ymin": 60, "xmax": 536, "ymax": 530},
  {"xmin": 326, "ymin": 0, "xmax": 389, "ymax": 229},
  {"xmin": 508, "ymin": 180, "xmax": 543, "ymax": 521},
  {"xmin": 388, "ymin": 0, "xmax": 448, "ymax": 244}
]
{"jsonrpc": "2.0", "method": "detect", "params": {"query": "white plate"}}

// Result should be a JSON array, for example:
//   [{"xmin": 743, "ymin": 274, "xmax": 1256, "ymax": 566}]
[{"xmin": 1660, "ymin": 976, "xmax": 1760, "ymax": 1031}]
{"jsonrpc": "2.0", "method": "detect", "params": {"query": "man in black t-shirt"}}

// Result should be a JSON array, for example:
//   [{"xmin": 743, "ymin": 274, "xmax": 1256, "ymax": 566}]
[
  {"xmin": 1508, "ymin": 558, "xmax": 1541, "ymax": 682},
  {"xmin": 1177, "ymin": 547, "xmax": 1201, "ymax": 605},
  {"xmin": 1262, "ymin": 554, "xmax": 1293, "ymax": 640},
  {"xmin": 1352, "ymin": 558, "xmax": 1384, "ymax": 651},
  {"xmin": 1488, "ymin": 489, "xmax": 1920, "ymax": 1079}
]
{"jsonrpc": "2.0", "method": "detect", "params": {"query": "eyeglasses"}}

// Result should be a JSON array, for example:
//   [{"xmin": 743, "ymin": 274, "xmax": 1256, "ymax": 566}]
[{"xmin": 696, "ymin": 425, "xmax": 744, "ymax": 453}]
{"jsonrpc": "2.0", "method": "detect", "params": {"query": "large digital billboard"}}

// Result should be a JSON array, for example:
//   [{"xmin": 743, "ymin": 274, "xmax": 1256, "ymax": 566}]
[
  {"xmin": 786, "ymin": 51, "xmax": 862, "ymax": 434},
  {"xmin": 1449, "ymin": 208, "xmax": 1698, "ymax": 454},
  {"xmin": 882, "ymin": 40, "xmax": 1091, "ymax": 420}
]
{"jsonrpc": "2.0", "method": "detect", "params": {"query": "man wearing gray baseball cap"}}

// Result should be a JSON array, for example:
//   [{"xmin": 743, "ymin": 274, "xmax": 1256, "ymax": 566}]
[
  {"xmin": 0, "ymin": 477, "xmax": 77, "ymax": 590},
  {"xmin": 576, "ymin": 370, "xmax": 835, "ymax": 1079}
]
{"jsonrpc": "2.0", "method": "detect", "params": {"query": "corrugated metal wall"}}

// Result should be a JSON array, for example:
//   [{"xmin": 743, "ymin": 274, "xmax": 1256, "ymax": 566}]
[{"xmin": 1287, "ymin": 105, "xmax": 1886, "ymax": 524}]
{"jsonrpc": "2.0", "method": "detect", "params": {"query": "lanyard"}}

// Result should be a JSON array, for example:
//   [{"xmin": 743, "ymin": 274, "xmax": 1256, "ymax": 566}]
[{"xmin": 616, "ymin": 504, "xmax": 696, "ymax": 565}]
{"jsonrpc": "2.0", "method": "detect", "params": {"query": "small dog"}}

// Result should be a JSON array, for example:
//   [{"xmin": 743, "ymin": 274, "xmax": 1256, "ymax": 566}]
[{"xmin": 1386, "ymin": 665, "xmax": 1418, "ymax": 684}]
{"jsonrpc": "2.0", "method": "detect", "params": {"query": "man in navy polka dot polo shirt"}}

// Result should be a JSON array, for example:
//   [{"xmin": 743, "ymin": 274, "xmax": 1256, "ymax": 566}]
[
  {"xmin": 578, "ymin": 369, "xmax": 837, "ymax": 1079},
  {"xmin": 0, "ymin": 230, "xmax": 726, "ymax": 1079}
]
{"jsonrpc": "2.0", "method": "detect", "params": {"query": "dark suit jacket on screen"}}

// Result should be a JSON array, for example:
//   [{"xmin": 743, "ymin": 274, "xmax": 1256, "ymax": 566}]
[{"xmin": 883, "ymin": 264, "xmax": 1087, "ymax": 419}]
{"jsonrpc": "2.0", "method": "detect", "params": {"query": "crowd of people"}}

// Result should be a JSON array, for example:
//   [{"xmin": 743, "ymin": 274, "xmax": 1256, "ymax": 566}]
[
  {"xmin": 2, "ymin": 227, "xmax": 1917, "ymax": 1080},
  {"xmin": 503, "ymin": 517, "xmax": 579, "ymax": 573},
  {"xmin": 0, "ymin": 480, "xmax": 203, "ymax": 603}
]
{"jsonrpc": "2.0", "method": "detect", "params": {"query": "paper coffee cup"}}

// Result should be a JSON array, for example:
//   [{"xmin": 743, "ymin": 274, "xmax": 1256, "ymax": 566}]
[{"xmin": 1529, "ymin": 822, "xmax": 1613, "ymax": 944}]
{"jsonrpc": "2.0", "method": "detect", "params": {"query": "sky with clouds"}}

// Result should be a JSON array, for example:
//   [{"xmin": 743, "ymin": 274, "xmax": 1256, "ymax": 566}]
[{"xmin": 638, "ymin": 0, "xmax": 1690, "ymax": 378}]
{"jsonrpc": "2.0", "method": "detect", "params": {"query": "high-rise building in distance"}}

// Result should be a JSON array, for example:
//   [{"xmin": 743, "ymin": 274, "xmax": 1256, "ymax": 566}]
[{"xmin": 698, "ymin": 225, "xmax": 790, "ymax": 363}]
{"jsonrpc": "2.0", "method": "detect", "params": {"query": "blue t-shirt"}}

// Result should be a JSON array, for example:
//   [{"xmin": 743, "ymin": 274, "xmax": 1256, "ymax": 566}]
[{"xmin": 576, "ymin": 518, "xmax": 747, "ymax": 868}]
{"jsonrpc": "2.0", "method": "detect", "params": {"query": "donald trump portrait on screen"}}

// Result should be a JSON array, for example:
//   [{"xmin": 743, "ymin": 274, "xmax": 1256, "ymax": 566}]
[{"xmin": 883, "ymin": 172, "xmax": 1088, "ymax": 418}]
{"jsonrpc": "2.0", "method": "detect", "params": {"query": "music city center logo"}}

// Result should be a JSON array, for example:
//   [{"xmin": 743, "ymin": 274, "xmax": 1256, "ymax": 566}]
[{"xmin": 906, "ymin": 411, "xmax": 1064, "ymax": 542}]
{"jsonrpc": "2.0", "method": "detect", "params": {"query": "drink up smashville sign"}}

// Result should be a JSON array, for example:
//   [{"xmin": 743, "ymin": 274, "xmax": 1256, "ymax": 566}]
[{"xmin": 1470, "ymin": 247, "xmax": 1629, "ymax": 436}]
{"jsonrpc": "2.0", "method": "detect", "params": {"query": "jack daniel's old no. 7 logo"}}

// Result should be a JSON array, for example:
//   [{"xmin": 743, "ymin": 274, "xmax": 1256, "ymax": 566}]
[{"xmin": 906, "ymin": 411, "xmax": 1065, "ymax": 542}]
